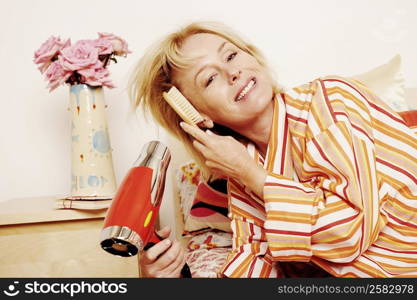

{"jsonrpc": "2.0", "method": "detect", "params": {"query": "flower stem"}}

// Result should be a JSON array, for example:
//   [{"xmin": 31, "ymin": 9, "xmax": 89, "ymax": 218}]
[{"xmin": 102, "ymin": 54, "xmax": 111, "ymax": 68}]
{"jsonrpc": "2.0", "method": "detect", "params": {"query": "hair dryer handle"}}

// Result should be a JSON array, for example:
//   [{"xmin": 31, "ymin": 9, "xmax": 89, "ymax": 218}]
[
  {"xmin": 143, "ymin": 230, "xmax": 162, "ymax": 250},
  {"xmin": 143, "ymin": 230, "xmax": 192, "ymax": 278}
]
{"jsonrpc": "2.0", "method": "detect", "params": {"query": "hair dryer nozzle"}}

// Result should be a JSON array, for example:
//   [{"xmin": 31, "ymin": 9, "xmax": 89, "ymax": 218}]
[{"xmin": 100, "ymin": 225, "xmax": 143, "ymax": 257}]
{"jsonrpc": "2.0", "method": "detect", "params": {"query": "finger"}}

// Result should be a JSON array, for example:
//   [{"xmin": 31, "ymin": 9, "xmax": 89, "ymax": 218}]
[
  {"xmin": 193, "ymin": 141, "xmax": 218, "ymax": 162},
  {"xmin": 143, "ymin": 238, "xmax": 172, "ymax": 263},
  {"xmin": 180, "ymin": 122, "xmax": 210, "ymax": 145},
  {"xmin": 155, "ymin": 226, "xmax": 171, "ymax": 239},
  {"xmin": 162, "ymin": 246, "xmax": 187, "ymax": 277},
  {"xmin": 198, "ymin": 117, "xmax": 214, "ymax": 129},
  {"xmin": 205, "ymin": 129, "xmax": 216, "ymax": 136},
  {"xmin": 172, "ymin": 252, "xmax": 188, "ymax": 278},
  {"xmin": 192, "ymin": 140, "xmax": 209, "ymax": 156},
  {"xmin": 169, "ymin": 253, "xmax": 187, "ymax": 278},
  {"xmin": 154, "ymin": 240, "xmax": 182, "ymax": 270}
]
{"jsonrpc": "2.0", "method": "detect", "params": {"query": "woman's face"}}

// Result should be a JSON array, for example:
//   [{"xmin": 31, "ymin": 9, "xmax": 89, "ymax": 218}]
[{"xmin": 172, "ymin": 33, "xmax": 274, "ymax": 130}]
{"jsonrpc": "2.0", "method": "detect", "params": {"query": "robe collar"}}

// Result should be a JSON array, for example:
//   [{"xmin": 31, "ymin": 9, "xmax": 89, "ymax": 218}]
[{"xmin": 247, "ymin": 93, "xmax": 292, "ymax": 177}]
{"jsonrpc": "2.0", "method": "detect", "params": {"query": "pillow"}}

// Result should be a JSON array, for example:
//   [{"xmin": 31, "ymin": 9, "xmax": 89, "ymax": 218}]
[
  {"xmin": 351, "ymin": 54, "xmax": 408, "ymax": 111},
  {"xmin": 176, "ymin": 162, "xmax": 231, "ymax": 236},
  {"xmin": 399, "ymin": 110, "xmax": 417, "ymax": 135},
  {"xmin": 186, "ymin": 248, "xmax": 230, "ymax": 278},
  {"xmin": 187, "ymin": 231, "xmax": 232, "ymax": 251},
  {"xmin": 176, "ymin": 161, "xmax": 201, "ymax": 220},
  {"xmin": 399, "ymin": 110, "xmax": 417, "ymax": 127},
  {"xmin": 405, "ymin": 88, "xmax": 417, "ymax": 110}
]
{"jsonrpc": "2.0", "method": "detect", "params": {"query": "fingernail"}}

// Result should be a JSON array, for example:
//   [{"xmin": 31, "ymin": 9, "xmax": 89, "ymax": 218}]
[
  {"xmin": 180, "ymin": 122, "xmax": 185, "ymax": 127},
  {"xmin": 206, "ymin": 129, "xmax": 213, "ymax": 135},
  {"xmin": 165, "ymin": 239, "xmax": 171, "ymax": 246}
]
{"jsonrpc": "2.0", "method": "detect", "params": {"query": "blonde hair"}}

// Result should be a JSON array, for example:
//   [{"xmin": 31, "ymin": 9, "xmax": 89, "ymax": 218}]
[{"xmin": 129, "ymin": 21, "xmax": 280, "ymax": 179}]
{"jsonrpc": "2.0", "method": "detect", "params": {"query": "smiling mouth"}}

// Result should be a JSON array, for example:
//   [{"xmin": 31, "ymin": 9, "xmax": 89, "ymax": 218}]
[{"xmin": 235, "ymin": 78, "xmax": 256, "ymax": 102}]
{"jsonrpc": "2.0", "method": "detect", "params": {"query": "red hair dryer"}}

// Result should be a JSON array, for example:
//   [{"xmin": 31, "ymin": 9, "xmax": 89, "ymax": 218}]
[{"xmin": 100, "ymin": 140, "xmax": 191, "ymax": 277}]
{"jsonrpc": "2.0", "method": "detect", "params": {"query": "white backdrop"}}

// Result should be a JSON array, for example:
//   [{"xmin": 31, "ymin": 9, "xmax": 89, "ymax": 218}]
[{"xmin": 1, "ymin": 0, "xmax": 416, "ymax": 210}]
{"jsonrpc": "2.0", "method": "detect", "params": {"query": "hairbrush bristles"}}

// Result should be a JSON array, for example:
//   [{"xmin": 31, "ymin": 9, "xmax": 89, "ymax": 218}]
[{"xmin": 162, "ymin": 86, "xmax": 204, "ymax": 125}]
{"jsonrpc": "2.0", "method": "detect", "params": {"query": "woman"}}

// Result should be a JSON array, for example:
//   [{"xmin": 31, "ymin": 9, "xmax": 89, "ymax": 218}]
[{"xmin": 130, "ymin": 22, "xmax": 417, "ymax": 278}]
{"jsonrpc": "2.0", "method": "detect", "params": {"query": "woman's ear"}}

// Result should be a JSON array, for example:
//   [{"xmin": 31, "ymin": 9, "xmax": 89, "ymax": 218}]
[{"xmin": 199, "ymin": 114, "xmax": 214, "ymax": 128}]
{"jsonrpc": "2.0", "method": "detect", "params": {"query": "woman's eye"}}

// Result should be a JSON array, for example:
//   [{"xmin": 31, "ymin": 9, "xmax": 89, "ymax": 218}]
[
  {"xmin": 227, "ymin": 52, "xmax": 237, "ymax": 62},
  {"xmin": 206, "ymin": 75, "xmax": 215, "ymax": 87}
]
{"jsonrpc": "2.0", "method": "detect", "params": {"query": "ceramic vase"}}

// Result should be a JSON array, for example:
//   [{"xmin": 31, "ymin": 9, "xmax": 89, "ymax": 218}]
[{"xmin": 69, "ymin": 84, "xmax": 117, "ymax": 199}]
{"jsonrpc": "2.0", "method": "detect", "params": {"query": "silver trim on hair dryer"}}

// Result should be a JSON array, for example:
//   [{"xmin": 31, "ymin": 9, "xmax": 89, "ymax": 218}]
[{"xmin": 133, "ymin": 140, "xmax": 171, "ymax": 208}]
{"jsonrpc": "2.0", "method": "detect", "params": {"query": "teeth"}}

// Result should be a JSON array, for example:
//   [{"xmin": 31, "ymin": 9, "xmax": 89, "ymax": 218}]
[{"xmin": 237, "ymin": 79, "xmax": 255, "ymax": 101}]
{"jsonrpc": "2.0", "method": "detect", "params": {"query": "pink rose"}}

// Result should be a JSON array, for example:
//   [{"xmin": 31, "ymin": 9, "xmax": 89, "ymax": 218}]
[
  {"xmin": 44, "ymin": 61, "xmax": 72, "ymax": 92},
  {"xmin": 34, "ymin": 36, "xmax": 70, "ymax": 73},
  {"xmin": 78, "ymin": 64, "xmax": 115, "ymax": 89},
  {"xmin": 98, "ymin": 32, "xmax": 131, "ymax": 56},
  {"xmin": 94, "ymin": 38, "xmax": 113, "ymax": 55},
  {"xmin": 60, "ymin": 40, "xmax": 99, "ymax": 71},
  {"xmin": 34, "ymin": 33, "xmax": 129, "ymax": 91}
]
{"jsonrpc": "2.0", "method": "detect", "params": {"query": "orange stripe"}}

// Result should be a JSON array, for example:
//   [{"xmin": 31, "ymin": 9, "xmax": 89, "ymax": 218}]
[
  {"xmin": 326, "ymin": 86, "xmax": 369, "ymax": 113},
  {"xmin": 266, "ymin": 97, "xmax": 279, "ymax": 172},
  {"xmin": 267, "ymin": 211, "xmax": 312, "ymax": 223},
  {"xmin": 374, "ymin": 118, "xmax": 417, "ymax": 149},
  {"xmin": 366, "ymin": 250, "xmax": 417, "ymax": 263}
]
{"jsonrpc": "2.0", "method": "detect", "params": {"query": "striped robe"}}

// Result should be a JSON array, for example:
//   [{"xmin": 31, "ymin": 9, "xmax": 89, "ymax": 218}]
[{"xmin": 219, "ymin": 75, "xmax": 417, "ymax": 278}]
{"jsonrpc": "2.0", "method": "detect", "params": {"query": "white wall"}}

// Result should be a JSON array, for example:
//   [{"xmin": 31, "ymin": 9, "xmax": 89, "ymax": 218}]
[{"xmin": 1, "ymin": 0, "xmax": 416, "ymax": 230}]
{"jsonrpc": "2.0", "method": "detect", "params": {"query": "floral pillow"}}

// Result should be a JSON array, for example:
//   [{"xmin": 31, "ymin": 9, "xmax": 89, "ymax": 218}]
[
  {"xmin": 187, "ymin": 231, "xmax": 232, "ymax": 251},
  {"xmin": 186, "ymin": 248, "xmax": 230, "ymax": 278},
  {"xmin": 176, "ymin": 162, "xmax": 231, "ymax": 236},
  {"xmin": 185, "ymin": 231, "xmax": 232, "ymax": 278}
]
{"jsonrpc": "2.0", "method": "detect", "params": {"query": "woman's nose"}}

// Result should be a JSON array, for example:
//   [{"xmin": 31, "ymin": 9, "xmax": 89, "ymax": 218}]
[{"xmin": 228, "ymin": 69, "xmax": 242, "ymax": 84}]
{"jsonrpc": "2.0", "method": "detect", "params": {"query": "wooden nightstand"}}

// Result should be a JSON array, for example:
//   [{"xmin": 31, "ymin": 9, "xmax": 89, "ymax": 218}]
[{"xmin": 0, "ymin": 196, "xmax": 138, "ymax": 277}]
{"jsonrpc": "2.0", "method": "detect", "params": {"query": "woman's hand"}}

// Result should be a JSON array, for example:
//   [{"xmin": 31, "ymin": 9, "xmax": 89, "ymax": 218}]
[
  {"xmin": 138, "ymin": 226, "xmax": 187, "ymax": 278},
  {"xmin": 180, "ymin": 122, "xmax": 267, "ymax": 198}
]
